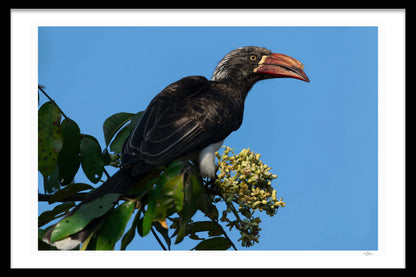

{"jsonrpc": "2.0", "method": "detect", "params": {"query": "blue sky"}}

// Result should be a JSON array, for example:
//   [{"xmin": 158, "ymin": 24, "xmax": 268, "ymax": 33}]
[{"xmin": 38, "ymin": 26, "xmax": 378, "ymax": 250}]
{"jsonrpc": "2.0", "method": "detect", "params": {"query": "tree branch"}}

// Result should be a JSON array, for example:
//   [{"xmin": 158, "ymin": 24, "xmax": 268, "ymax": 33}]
[
  {"xmin": 38, "ymin": 192, "xmax": 88, "ymax": 202},
  {"xmin": 38, "ymin": 85, "xmax": 70, "ymax": 120}
]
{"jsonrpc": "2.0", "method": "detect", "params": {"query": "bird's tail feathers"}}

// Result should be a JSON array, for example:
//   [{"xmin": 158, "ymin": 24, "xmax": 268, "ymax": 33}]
[{"xmin": 42, "ymin": 168, "xmax": 142, "ymax": 250}]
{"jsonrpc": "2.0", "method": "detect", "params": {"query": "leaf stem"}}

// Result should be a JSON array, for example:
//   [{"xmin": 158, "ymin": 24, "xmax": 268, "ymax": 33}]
[
  {"xmin": 227, "ymin": 201, "xmax": 243, "ymax": 222},
  {"xmin": 151, "ymin": 226, "xmax": 167, "ymax": 251}
]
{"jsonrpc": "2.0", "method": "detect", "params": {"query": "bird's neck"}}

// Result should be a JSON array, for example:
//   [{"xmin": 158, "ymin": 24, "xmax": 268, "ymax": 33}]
[{"xmin": 211, "ymin": 73, "xmax": 257, "ymax": 100}]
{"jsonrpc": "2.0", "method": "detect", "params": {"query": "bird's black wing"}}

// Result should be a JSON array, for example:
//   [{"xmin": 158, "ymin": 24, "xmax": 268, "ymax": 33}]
[{"xmin": 122, "ymin": 76, "xmax": 242, "ymax": 176}]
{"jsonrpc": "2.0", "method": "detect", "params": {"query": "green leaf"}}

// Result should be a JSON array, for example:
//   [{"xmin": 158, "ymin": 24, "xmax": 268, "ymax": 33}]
[
  {"xmin": 174, "ymin": 165, "xmax": 206, "ymax": 244},
  {"xmin": 142, "ymin": 161, "xmax": 185, "ymax": 236},
  {"xmin": 80, "ymin": 135, "xmax": 104, "ymax": 183},
  {"xmin": 164, "ymin": 160, "xmax": 186, "ymax": 178},
  {"xmin": 103, "ymin": 112, "xmax": 134, "ymax": 147},
  {"xmin": 44, "ymin": 164, "xmax": 61, "ymax": 193},
  {"xmin": 94, "ymin": 200, "xmax": 135, "ymax": 250},
  {"xmin": 129, "ymin": 111, "xmax": 144, "ymax": 128},
  {"xmin": 47, "ymin": 183, "xmax": 94, "ymax": 204},
  {"xmin": 142, "ymin": 161, "xmax": 187, "ymax": 238},
  {"xmin": 142, "ymin": 198, "xmax": 156, "ymax": 237},
  {"xmin": 136, "ymin": 215, "xmax": 145, "ymax": 237},
  {"xmin": 192, "ymin": 237, "xmax": 232, "ymax": 250},
  {"xmin": 128, "ymin": 166, "xmax": 165, "ymax": 195},
  {"xmin": 57, "ymin": 119, "xmax": 81, "ymax": 186},
  {"xmin": 191, "ymin": 174, "xmax": 207, "ymax": 206},
  {"xmin": 186, "ymin": 221, "xmax": 223, "ymax": 238},
  {"xmin": 159, "ymin": 175, "xmax": 184, "ymax": 212},
  {"xmin": 121, "ymin": 210, "xmax": 141, "ymax": 250},
  {"xmin": 50, "ymin": 193, "xmax": 120, "ymax": 243},
  {"xmin": 38, "ymin": 101, "xmax": 63, "ymax": 177},
  {"xmin": 38, "ymin": 202, "xmax": 75, "ymax": 227},
  {"xmin": 109, "ymin": 126, "xmax": 130, "ymax": 153},
  {"xmin": 109, "ymin": 111, "xmax": 144, "ymax": 153},
  {"xmin": 154, "ymin": 196, "xmax": 174, "ymax": 219},
  {"xmin": 101, "ymin": 148, "xmax": 112, "ymax": 165},
  {"xmin": 204, "ymin": 202, "xmax": 219, "ymax": 221},
  {"xmin": 174, "ymin": 197, "xmax": 198, "ymax": 244}
]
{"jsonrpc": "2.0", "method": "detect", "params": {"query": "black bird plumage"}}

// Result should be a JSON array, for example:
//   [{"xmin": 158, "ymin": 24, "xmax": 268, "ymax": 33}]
[
  {"xmin": 43, "ymin": 46, "xmax": 309, "ymax": 249},
  {"xmin": 122, "ymin": 75, "xmax": 244, "ymax": 175}
]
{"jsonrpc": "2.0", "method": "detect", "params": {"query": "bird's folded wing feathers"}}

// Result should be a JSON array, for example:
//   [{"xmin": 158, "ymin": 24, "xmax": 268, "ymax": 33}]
[{"xmin": 122, "ymin": 76, "xmax": 239, "ymax": 172}]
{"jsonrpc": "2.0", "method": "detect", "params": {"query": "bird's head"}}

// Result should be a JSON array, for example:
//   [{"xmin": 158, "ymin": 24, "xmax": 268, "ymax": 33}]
[{"xmin": 212, "ymin": 46, "xmax": 309, "ymax": 94}]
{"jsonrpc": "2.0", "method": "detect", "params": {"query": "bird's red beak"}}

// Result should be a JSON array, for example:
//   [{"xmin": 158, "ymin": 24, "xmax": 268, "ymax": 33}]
[{"xmin": 254, "ymin": 53, "xmax": 310, "ymax": 82}]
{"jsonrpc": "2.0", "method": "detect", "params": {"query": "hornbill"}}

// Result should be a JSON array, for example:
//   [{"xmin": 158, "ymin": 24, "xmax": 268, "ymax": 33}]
[{"xmin": 43, "ymin": 46, "xmax": 309, "ymax": 249}]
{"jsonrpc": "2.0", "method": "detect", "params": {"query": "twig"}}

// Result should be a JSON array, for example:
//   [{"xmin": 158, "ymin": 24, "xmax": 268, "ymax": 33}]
[
  {"xmin": 206, "ymin": 179, "xmax": 238, "ymax": 250},
  {"xmin": 210, "ymin": 216, "xmax": 238, "ymax": 251},
  {"xmin": 103, "ymin": 168, "xmax": 111, "ymax": 179},
  {"xmin": 151, "ymin": 226, "xmax": 167, "ymax": 251},
  {"xmin": 217, "ymin": 216, "xmax": 237, "ymax": 251},
  {"xmin": 226, "ymin": 200, "xmax": 243, "ymax": 223},
  {"xmin": 204, "ymin": 184, "xmax": 238, "ymax": 251},
  {"xmin": 38, "ymin": 85, "xmax": 70, "ymax": 120}
]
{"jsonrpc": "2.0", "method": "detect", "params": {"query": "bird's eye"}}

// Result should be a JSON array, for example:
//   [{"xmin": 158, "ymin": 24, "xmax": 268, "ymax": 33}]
[{"xmin": 249, "ymin": 55, "xmax": 258, "ymax": 61}]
